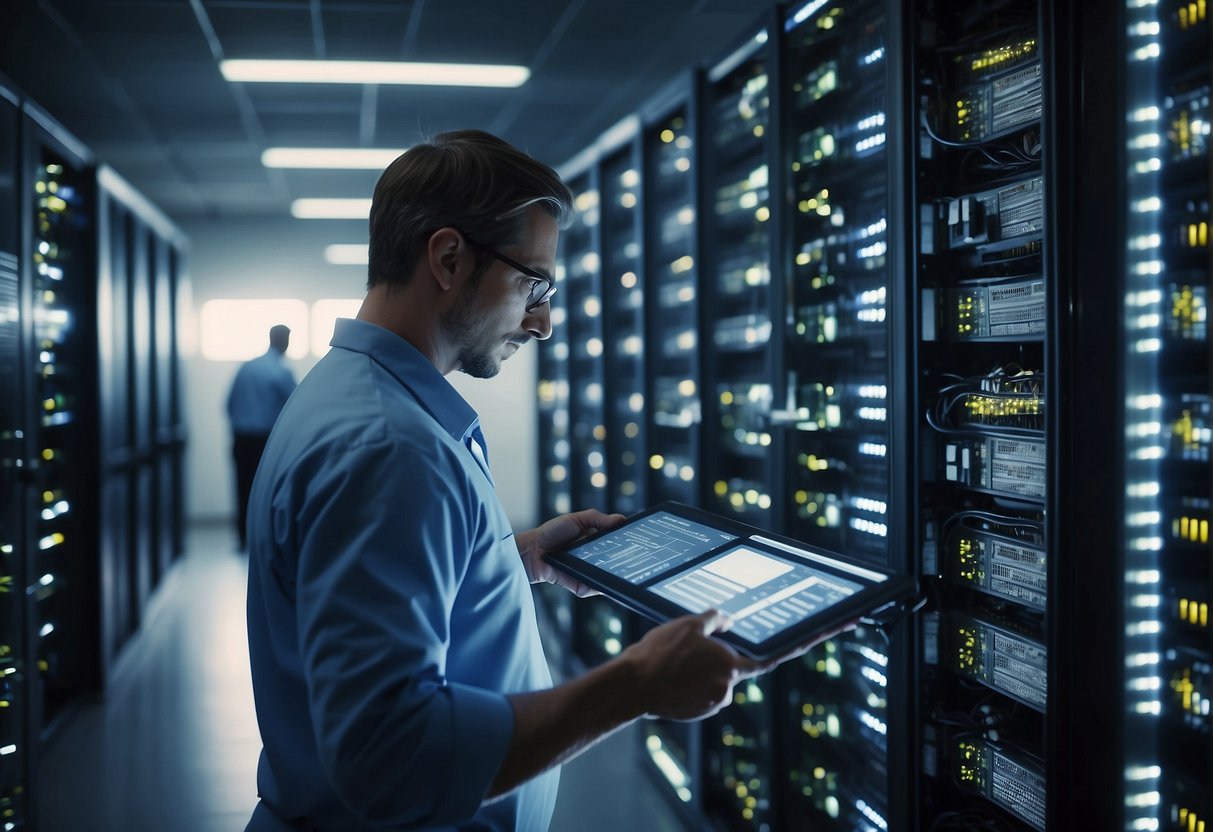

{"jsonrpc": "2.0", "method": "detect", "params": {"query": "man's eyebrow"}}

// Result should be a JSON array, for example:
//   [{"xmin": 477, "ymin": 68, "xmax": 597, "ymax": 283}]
[{"xmin": 532, "ymin": 266, "xmax": 555, "ymax": 282}]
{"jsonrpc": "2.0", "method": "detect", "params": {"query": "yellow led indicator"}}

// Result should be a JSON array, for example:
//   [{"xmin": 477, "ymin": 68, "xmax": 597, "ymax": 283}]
[
  {"xmin": 660, "ymin": 129, "xmax": 674, "ymax": 143},
  {"xmin": 592, "ymin": 425, "xmax": 606, "ymax": 441},
  {"xmin": 714, "ymin": 480, "xmax": 728, "ymax": 497}
]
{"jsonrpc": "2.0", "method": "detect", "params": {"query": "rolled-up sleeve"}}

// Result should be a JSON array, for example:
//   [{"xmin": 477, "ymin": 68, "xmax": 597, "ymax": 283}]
[{"xmin": 289, "ymin": 437, "xmax": 513, "ymax": 828}]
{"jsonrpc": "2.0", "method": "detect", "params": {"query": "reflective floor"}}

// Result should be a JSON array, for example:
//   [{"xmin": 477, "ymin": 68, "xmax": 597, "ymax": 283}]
[{"xmin": 39, "ymin": 523, "xmax": 690, "ymax": 831}]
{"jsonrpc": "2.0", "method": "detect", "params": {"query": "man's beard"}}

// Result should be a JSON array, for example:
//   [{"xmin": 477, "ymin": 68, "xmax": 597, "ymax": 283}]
[{"xmin": 441, "ymin": 271, "xmax": 502, "ymax": 379}]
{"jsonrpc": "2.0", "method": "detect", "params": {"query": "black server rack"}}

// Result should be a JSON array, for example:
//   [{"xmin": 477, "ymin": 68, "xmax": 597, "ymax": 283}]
[
  {"xmin": 0, "ymin": 78, "xmax": 26, "ymax": 831},
  {"xmin": 534, "ymin": 201, "xmax": 575, "ymax": 673},
  {"xmin": 698, "ymin": 15, "xmax": 784, "ymax": 830},
  {"xmin": 700, "ymin": 18, "xmax": 783, "ymax": 532},
  {"xmin": 776, "ymin": 1, "xmax": 905, "ymax": 830},
  {"xmin": 20, "ymin": 102, "xmax": 100, "ymax": 749},
  {"xmin": 642, "ymin": 81, "xmax": 703, "ymax": 509},
  {"xmin": 600, "ymin": 128, "xmax": 648, "ymax": 518},
  {"xmin": 636, "ymin": 78, "xmax": 707, "ymax": 824},
  {"xmin": 562, "ymin": 167, "xmax": 630, "ymax": 669},
  {"xmin": 910, "ymin": 2, "xmax": 1050, "ymax": 828},
  {"xmin": 537, "ymin": 235, "xmax": 572, "ymax": 524},
  {"xmin": 1120, "ymin": 1, "xmax": 1212, "ymax": 830},
  {"xmin": 95, "ymin": 166, "xmax": 189, "ymax": 684}
]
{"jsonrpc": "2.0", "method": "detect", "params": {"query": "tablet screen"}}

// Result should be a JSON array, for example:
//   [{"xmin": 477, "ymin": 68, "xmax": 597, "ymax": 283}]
[
  {"xmin": 545, "ymin": 501, "xmax": 917, "ymax": 660},
  {"xmin": 566, "ymin": 510, "xmax": 738, "ymax": 583},
  {"xmin": 650, "ymin": 544, "xmax": 867, "ymax": 645}
]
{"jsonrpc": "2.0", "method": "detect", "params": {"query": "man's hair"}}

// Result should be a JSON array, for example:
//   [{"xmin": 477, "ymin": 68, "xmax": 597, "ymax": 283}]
[
  {"xmin": 269, "ymin": 324, "xmax": 290, "ymax": 352},
  {"xmin": 367, "ymin": 130, "xmax": 573, "ymax": 289}
]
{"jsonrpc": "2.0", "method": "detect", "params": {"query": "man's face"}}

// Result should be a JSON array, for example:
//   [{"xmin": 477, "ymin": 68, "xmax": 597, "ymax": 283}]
[{"xmin": 442, "ymin": 207, "xmax": 558, "ymax": 379}]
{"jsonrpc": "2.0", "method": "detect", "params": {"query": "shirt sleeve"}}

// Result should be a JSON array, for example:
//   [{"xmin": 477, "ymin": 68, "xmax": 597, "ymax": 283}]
[{"xmin": 286, "ymin": 436, "xmax": 515, "ymax": 828}]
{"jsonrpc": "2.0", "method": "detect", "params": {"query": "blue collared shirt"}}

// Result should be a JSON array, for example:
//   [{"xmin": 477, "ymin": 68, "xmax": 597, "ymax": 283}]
[
  {"xmin": 227, "ymin": 349, "xmax": 297, "ymax": 436},
  {"xmin": 245, "ymin": 317, "xmax": 558, "ymax": 831}
]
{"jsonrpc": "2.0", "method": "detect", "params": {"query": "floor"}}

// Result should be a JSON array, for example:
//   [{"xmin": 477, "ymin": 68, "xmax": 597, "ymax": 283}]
[{"xmin": 38, "ymin": 523, "xmax": 691, "ymax": 831}]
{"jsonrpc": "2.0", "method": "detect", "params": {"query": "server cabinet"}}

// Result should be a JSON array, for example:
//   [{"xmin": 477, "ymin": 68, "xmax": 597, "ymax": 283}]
[
  {"xmin": 600, "ymin": 127, "xmax": 647, "ymax": 517},
  {"xmin": 642, "ymin": 81, "xmax": 703, "ymax": 509},
  {"xmin": 96, "ymin": 166, "xmax": 189, "ymax": 683},
  {"xmin": 776, "ymin": 2, "xmax": 904, "ymax": 829},
  {"xmin": 537, "ymin": 234, "xmax": 572, "ymax": 524},
  {"xmin": 560, "ymin": 168, "xmax": 629, "ymax": 669},
  {"xmin": 20, "ymin": 102, "xmax": 100, "ymax": 752},
  {"xmin": 910, "ymin": 2, "xmax": 1050, "ymax": 828},
  {"xmin": 534, "ymin": 206, "xmax": 575, "ymax": 671},
  {"xmin": 698, "ymin": 15, "xmax": 785, "ymax": 830},
  {"xmin": 700, "ymin": 19, "xmax": 784, "ymax": 532},
  {"xmin": 636, "ymin": 78, "xmax": 707, "ymax": 824},
  {"xmin": 1119, "ymin": 1, "xmax": 1212, "ymax": 830},
  {"xmin": 0, "ymin": 79, "xmax": 27, "ymax": 831}
]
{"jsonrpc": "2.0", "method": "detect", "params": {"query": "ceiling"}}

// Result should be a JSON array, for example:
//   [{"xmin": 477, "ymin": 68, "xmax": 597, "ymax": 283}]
[{"xmin": 0, "ymin": 0, "xmax": 767, "ymax": 224}]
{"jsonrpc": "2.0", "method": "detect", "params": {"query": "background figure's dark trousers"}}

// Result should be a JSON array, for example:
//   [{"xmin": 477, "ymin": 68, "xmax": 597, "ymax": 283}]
[{"xmin": 232, "ymin": 433, "xmax": 270, "ymax": 550}]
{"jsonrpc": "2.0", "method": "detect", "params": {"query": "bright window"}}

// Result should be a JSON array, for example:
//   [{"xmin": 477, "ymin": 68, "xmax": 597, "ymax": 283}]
[
  {"xmin": 311, "ymin": 299, "xmax": 363, "ymax": 356},
  {"xmin": 199, "ymin": 299, "xmax": 310, "ymax": 361}
]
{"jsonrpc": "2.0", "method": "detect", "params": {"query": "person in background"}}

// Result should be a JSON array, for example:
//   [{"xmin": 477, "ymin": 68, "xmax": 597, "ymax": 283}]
[
  {"xmin": 226, "ymin": 323, "xmax": 295, "ymax": 550},
  {"xmin": 243, "ymin": 130, "xmax": 842, "ymax": 832}
]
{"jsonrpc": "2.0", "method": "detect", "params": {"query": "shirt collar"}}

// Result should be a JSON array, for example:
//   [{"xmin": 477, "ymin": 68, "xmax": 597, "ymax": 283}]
[{"xmin": 329, "ymin": 317, "xmax": 479, "ymax": 442}]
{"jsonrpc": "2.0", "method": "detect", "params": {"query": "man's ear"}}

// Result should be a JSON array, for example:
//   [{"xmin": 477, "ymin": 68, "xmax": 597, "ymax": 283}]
[{"xmin": 426, "ymin": 227, "xmax": 465, "ymax": 292}]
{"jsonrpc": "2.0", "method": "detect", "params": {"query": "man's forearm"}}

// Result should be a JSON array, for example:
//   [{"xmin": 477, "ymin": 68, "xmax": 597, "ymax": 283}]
[{"xmin": 486, "ymin": 652, "xmax": 647, "ymax": 798}]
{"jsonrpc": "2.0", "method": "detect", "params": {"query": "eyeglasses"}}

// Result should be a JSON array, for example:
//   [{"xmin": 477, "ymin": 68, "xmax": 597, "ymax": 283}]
[{"xmin": 461, "ymin": 233, "xmax": 557, "ymax": 313}]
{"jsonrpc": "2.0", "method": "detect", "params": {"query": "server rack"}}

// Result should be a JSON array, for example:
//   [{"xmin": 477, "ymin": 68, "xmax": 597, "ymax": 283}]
[
  {"xmin": 700, "ymin": 18, "xmax": 784, "ymax": 533},
  {"xmin": 642, "ymin": 78, "xmax": 703, "ymax": 509},
  {"xmin": 560, "ymin": 166, "xmax": 631, "ymax": 669},
  {"xmin": 775, "ymin": 1, "xmax": 905, "ymax": 830},
  {"xmin": 1119, "ymin": 1, "xmax": 1212, "ymax": 830},
  {"xmin": 910, "ymin": 2, "xmax": 1051, "ymax": 828},
  {"xmin": 20, "ymin": 100, "xmax": 100, "ymax": 748},
  {"xmin": 95, "ymin": 166, "xmax": 189, "ymax": 684},
  {"xmin": 534, "ymin": 198, "xmax": 575, "ymax": 672},
  {"xmin": 600, "ymin": 125, "xmax": 648, "ymax": 518},
  {"xmin": 698, "ymin": 14, "xmax": 785, "ymax": 830},
  {"xmin": 0, "ymin": 77, "xmax": 27, "ymax": 832},
  {"xmin": 636, "ymin": 76, "xmax": 707, "ymax": 824}
]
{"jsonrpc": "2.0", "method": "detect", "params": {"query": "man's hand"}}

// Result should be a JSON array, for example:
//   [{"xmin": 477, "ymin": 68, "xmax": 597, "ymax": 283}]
[
  {"xmin": 623, "ymin": 611, "xmax": 860, "ymax": 721},
  {"xmin": 515, "ymin": 509, "xmax": 627, "ymax": 597}
]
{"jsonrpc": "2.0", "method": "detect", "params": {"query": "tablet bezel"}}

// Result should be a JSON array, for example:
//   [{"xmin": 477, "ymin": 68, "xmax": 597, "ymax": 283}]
[{"xmin": 543, "ymin": 501, "xmax": 918, "ymax": 660}]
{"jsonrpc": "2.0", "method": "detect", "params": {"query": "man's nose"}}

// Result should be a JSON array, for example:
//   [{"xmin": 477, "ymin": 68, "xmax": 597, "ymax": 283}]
[{"xmin": 524, "ymin": 303, "xmax": 553, "ymax": 341}]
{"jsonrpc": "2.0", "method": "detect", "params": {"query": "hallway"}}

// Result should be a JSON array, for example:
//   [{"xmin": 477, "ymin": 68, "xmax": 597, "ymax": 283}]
[{"xmin": 37, "ymin": 524, "xmax": 689, "ymax": 831}]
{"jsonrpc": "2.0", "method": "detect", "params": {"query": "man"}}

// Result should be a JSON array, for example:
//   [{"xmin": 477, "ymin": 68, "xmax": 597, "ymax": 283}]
[
  {"xmin": 226, "ymin": 323, "xmax": 296, "ymax": 550},
  {"xmin": 245, "ymin": 130, "xmax": 834, "ymax": 832}
]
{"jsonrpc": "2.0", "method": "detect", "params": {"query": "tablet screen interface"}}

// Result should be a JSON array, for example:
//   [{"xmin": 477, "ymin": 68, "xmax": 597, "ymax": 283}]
[
  {"xmin": 650, "ymin": 545, "xmax": 866, "ymax": 645},
  {"xmin": 565, "ymin": 510, "xmax": 738, "ymax": 584}
]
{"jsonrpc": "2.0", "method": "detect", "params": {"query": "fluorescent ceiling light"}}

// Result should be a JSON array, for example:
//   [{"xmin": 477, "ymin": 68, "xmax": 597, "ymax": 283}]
[
  {"xmin": 291, "ymin": 199, "xmax": 372, "ymax": 219},
  {"xmin": 263, "ymin": 148, "xmax": 406, "ymax": 169},
  {"xmin": 325, "ymin": 244, "xmax": 369, "ymax": 265},
  {"xmin": 221, "ymin": 59, "xmax": 529, "ymax": 87}
]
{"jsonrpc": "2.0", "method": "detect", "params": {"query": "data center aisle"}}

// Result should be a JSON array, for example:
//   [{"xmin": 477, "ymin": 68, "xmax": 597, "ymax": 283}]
[{"xmin": 38, "ymin": 523, "xmax": 688, "ymax": 832}]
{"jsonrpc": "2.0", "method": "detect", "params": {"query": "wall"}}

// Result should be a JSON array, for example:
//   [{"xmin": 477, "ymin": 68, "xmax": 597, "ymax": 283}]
[{"xmin": 178, "ymin": 216, "xmax": 539, "ymax": 532}]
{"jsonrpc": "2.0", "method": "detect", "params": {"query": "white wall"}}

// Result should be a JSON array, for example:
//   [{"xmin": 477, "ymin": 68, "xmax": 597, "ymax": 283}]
[{"xmin": 179, "ymin": 216, "xmax": 538, "ymax": 531}]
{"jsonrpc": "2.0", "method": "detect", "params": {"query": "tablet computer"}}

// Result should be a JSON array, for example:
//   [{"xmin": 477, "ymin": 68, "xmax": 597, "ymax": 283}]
[{"xmin": 544, "ymin": 501, "xmax": 918, "ymax": 661}]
